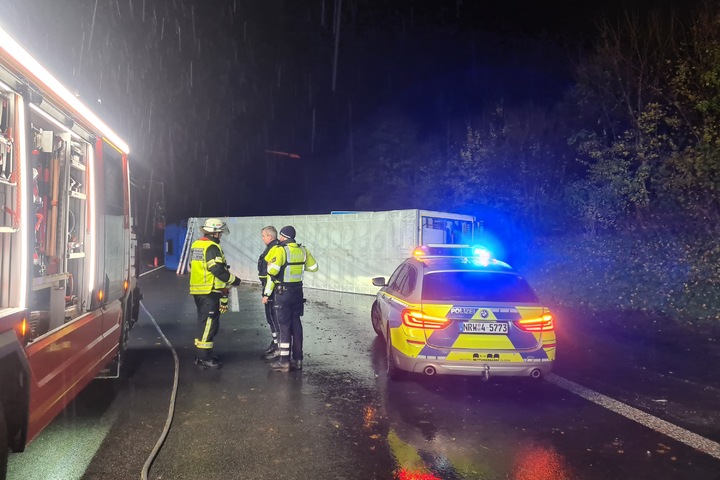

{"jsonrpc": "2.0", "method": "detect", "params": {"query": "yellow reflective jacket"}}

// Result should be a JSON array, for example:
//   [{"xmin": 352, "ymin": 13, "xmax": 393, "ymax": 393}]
[
  {"xmin": 263, "ymin": 242, "xmax": 318, "ymax": 296},
  {"xmin": 189, "ymin": 237, "xmax": 237, "ymax": 295}
]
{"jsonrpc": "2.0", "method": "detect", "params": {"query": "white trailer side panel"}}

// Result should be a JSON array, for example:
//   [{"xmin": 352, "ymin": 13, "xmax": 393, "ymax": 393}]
[
  {"xmin": 191, "ymin": 210, "xmax": 419, "ymax": 295},
  {"xmin": 188, "ymin": 209, "xmax": 474, "ymax": 296}
]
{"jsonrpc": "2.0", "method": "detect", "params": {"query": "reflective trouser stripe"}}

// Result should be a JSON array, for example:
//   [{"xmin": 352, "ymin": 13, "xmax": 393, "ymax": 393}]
[
  {"xmin": 270, "ymin": 306, "xmax": 281, "ymax": 338},
  {"xmin": 195, "ymin": 317, "xmax": 214, "ymax": 349},
  {"xmin": 279, "ymin": 342, "xmax": 290, "ymax": 356},
  {"xmin": 272, "ymin": 332, "xmax": 278, "ymax": 344}
]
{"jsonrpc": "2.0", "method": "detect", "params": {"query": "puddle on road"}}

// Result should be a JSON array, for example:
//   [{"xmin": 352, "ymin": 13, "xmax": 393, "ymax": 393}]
[{"xmin": 305, "ymin": 331, "xmax": 576, "ymax": 480}]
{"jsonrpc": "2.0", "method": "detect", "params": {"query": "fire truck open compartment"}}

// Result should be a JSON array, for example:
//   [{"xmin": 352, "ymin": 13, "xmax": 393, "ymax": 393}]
[
  {"xmin": 27, "ymin": 106, "xmax": 92, "ymax": 338},
  {"xmin": 0, "ymin": 55, "xmax": 98, "ymax": 318},
  {"xmin": 0, "ymin": 77, "xmax": 97, "ymax": 337}
]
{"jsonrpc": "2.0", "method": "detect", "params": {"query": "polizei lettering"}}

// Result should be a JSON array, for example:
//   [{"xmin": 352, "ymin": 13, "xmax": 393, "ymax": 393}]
[{"xmin": 450, "ymin": 307, "xmax": 477, "ymax": 315}]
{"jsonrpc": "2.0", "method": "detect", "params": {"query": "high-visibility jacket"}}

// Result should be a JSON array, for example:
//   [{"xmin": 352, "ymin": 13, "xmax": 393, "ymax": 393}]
[
  {"xmin": 189, "ymin": 237, "xmax": 238, "ymax": 295},
  {"xmin": 263, "ymin": 242, "xmax": 318, "ymax": 296}
]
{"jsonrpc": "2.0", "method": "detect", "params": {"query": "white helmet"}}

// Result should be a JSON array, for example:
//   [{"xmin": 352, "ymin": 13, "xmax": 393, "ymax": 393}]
[{"xmin": 201, "ymin": 218, "xmax": 229, "ymax": 234}]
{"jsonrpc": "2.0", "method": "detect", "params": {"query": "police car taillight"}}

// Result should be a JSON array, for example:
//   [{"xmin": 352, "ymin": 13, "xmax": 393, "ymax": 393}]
[
  {"xmin": 514, "ymin": 313, "xmax": 554, "ymax": 332},
  {"xmin": 401, "ymin": 309, "xmax": 450, "ymax": 330}
]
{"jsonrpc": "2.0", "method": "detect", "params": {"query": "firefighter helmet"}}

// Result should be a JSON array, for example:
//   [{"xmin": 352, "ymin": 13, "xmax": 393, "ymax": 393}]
[{"xmin": 201, "ymin": 218, "xmax": 229, "ymax": 234}]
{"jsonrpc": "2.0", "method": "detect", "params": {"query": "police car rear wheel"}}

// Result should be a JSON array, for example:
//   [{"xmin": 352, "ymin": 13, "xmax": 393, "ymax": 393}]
[
  {"xmin": 371, "ymin": 301, "xmax": 383, "ymax": 336},
  {"xmin": 386, "ymin": 328, "xmax": 403, "ymax": 380}
]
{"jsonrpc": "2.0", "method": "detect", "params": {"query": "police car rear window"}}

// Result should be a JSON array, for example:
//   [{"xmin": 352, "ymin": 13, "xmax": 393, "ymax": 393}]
[{"xmin": 422, "ymin": 271, "xmax": 539, "ymax": 303}]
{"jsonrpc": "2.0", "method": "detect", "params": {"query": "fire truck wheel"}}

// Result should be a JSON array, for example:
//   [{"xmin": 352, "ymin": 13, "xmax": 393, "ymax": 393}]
[{"xmin": 0, "ymin": 402, "xmax": 8, "ymax": 480}]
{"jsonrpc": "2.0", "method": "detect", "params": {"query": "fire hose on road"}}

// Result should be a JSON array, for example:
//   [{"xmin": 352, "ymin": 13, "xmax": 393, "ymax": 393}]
[{"xmin": 139, "ymin": 267, "xmax": 180, "ymax": 480}]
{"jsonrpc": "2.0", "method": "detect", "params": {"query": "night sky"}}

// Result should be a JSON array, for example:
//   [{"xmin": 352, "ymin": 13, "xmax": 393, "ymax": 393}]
[{"xmin": 0, "ymin": 0, "xmax": 659, "ymax": 223}]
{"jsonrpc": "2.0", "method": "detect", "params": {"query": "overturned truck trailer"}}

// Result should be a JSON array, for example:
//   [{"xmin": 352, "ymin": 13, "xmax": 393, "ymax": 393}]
[{"xmin": 179, "ymin": 209, "xmax": 476, "ymax": 296}]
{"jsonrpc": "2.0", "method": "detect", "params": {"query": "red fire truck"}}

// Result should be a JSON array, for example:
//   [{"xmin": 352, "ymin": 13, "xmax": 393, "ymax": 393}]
[{"xmin": 0, "ymin": 26, "xmax": 140, "ymax": 477}]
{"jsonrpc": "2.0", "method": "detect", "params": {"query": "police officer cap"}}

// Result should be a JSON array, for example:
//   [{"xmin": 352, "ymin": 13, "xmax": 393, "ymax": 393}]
[{"xmin": 279, "ymin": 225, "xmax": 296, "ymax": 239}]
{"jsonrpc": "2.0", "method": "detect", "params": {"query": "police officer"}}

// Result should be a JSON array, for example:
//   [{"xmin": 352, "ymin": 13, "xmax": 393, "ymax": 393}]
[
  {"xmin": 189, "ymin": 218, "xmax": 241, "ymax": 369},
  {"xmin": 258, "ymin": 225, "xmax": 281, "ymax": 359},
  {"xmin": 263, "ymin": 225, "xmax": 318, "ymax": 372}
]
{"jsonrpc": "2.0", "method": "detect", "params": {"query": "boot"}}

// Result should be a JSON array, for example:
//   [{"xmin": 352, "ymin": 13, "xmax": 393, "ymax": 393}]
[
  {"xmin": 263, "ymin": 340, "xmax": 278, "ymax": 355},
  {"xmin": 268, "ymin": 359, "xmax": 290, "ymax": 372},
  {"xmin": 263, "ymin": 348, "xmax": 281, "ymax": 360},
  {"xmin": 290, "ymin": 359, "xmax": 303, "ymax": 371},
  {"xmin": 195, "ymin": 357, "xmax": 222, "ymax": 369}
]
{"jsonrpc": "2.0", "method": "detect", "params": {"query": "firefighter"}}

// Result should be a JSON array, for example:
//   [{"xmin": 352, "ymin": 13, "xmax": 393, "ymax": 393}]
[
  {"xmin": 258, "ymin": 225, "xmax": 281, "ymax": 359},
  {"xmin": 262, "ymin": 225, "xmax": 318, "ymax": 372},
  {"xmin": 189, "ymin": 218, "xmax": 241, "ymax": 369}
]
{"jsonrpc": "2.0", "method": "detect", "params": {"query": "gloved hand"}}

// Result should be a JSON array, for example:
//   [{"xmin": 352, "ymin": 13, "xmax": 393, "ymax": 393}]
[{"xmin": 219, "ymin": 295, "xmax": 229, "ymax": 314}]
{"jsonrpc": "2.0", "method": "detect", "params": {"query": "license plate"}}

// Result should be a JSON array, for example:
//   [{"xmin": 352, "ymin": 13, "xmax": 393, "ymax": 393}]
[{"xmin": 462, "ymin": 322, "xmax": 508, "ymax": 334}]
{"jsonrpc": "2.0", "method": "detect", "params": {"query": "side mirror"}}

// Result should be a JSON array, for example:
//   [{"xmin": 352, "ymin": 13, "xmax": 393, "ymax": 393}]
[{"xmin": 371, "ymin": 277, "xmax": 387, "ymax": 287}]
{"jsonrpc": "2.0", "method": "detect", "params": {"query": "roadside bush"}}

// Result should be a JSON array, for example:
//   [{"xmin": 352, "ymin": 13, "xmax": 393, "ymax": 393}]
[{"xmin": 521, "ymin": 231, "xmax": 720, "ymax": 327}]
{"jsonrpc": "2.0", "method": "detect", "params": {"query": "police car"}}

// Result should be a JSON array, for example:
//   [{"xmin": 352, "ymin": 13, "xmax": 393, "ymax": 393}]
[{"xmin": 371, "ymin": 245, "xmax": 556, "ymax": 380}]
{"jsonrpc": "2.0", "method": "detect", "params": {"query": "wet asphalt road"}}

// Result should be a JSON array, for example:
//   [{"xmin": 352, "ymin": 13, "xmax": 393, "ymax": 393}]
[{"xmin": 8, "ymin": 269, "xmax": 720, "ymax": 480}]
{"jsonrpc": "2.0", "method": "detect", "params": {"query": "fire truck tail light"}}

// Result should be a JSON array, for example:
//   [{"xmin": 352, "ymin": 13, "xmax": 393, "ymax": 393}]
[
  {"xmin": 124, "ymin": 280, "xmax": 128, "ymax": 291},
  {"xmin": 98, "ymin": 290, "xmax": 104, "ymax": 302},
  {"xmin": 19, "ymin": 317, "xmax": 30, "ymax": 345}
]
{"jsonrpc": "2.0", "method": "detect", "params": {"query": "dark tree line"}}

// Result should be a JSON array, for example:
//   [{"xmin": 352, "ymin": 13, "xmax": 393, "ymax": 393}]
[
  {"xmin": 320, "ymin": 2, "xmax": 720, "ymax": 240},
  {"xmin": 306, "ymin": 2, "xmax": 720, "ymax": 323}
]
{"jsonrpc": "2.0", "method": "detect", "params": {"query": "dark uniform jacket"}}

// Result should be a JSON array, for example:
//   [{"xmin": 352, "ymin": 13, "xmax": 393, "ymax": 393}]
[{"xmin": 258, "ymin": 239, "xmax": 279, "ymax": 287}]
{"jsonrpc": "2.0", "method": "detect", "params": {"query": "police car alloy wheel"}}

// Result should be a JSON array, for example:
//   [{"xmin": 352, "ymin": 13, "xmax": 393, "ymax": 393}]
[{"xmin": 371, "ymin": 301, "xmax": 383, "ymax": 336}]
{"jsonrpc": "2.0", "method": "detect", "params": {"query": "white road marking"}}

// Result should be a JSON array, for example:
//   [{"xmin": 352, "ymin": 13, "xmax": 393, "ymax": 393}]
[{"xmin": 547, "ymin": 374, "xmax": 720, "ymax": 460}]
